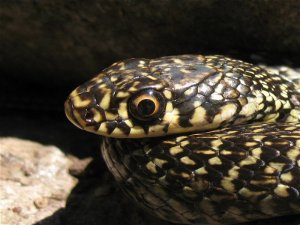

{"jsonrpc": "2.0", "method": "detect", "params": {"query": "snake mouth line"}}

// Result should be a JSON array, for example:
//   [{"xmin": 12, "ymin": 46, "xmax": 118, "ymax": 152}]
[{"xmin": 64, "ymin": 98, "xmax": 85, "ymax": 130}]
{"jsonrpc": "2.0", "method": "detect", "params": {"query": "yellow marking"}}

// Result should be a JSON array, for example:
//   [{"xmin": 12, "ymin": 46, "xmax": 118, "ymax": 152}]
[
  {"xmin": 193, "ymin": 101, "xmax": 201, "ymax": 108},
  {"xmin": 239, "ymin": 156, "xmax": 258, "ymax": 166},
  {"xmin": 274, "ymin": 184, "xmax": 290, "ymax": 197},
  {"xmin": 99, "ymin": 92, "xmax": 111, "ymax": 109},
  {"xmin": 180, "ymin": 156, "xmax": 196, "ymax": 165},
  {"xmin": 124, "ymin": 119, "xmax": 133, "ymax": 128},
  {"xmin": 269, "ymin": 162, "xmax": 286, "ymax": 172},
  {"xmin": 239, "ymin": 187, "xmax": 267, "ymax": 200},
  {"xmin": 221, "ymin": 178, "xmax": 236, "ymax": 192},
  {"xmin": 275, "ymin": 100, "xmax": 282, "ymax": 111},
  {"xmin": 128, "ymin": 86, "xmax": 138, "ymax": 92},
  {"xmin": 210, "ymin": 93, "xmax": 224, "ymax": 101},
  {"xmin": 105, "ymin": 112, "xmax": 118, "ymax": 120},
  {"xmin": 228, "ymin": 166, "xmax": 240, "ymax": 179},
  {"xmin": 189, "ymin": 106, "xmax": 207, "ymax": 124},
  {"xmin": 210, "ymin": 139, "xmax": 223, "ymax": 149},
  {"xmin": 250, "ymin": 177, "xmax": 277, "ymax": 186},
  {"xmin": 283, "ymin": 101, "xmax": 291, "ymax": 109},
  {"xmin": 263, "ymin": 166, "xmax": 276, "ymax": 175},
  {"xmin": 284, "ymin": 127, "xmax": 296, "ymax": 131},
  {"xmin": 280, "ymin": 172, "xmax": 293, "ymax": 183},
  {"xmin": 180, "ymin": 140, "xmax": 190, "ymax": 147},
  {"xmin": 194, "ymin": 149, "xmax": 216, "ymax": 155},
  {"xmin": 222, "ymin": 135, "xmax": 236, "ymax": 139},
  {"xmin": 98, "ymin": 123, "xmax": 108, "ymax": 133},
  {"xmin": 99, "ymin": 83, "xmax": 108, "ymax": 89},
  {"xmin": 153, "ymin": 158, "xmax": 168, "ymax": 168},
  {"xmin": 118, "ymin": 102, "xmax": 128, "ymax": 118},
  {"xmin": 244, "ymin": 142, "xmax": 258, "ymax": 147},
  {"xmin": 173, "ymin": 58, "xmax": 184, "ymax": 64},
  {"xmin": 73, "ymin": 96, "xmax": 91, "ymax": 108},
  {"xmin": 286, "ymin": 109, "xmax": 300, "ymax": 122},
  {"xmin": 262, "ymin": 90, "xmax": 270, "ymax": 97},
  {"xmin": 258, "ymin": 103, "xmax": 265, "ymax": 111},
  {"xmin": 286, "ymin": 147, "xmax": 300, "ymax": 161},
  {"xmin": 195, "ymin": 167, "xmax": 208, "ymax": 175},
  {"xmin": 253, "ymin": 128, "xmax": 264, "ymax": 133},
  {"xmin": 163, "ymin": 111, "xmax": 178, "ymax": 125},
  {"xmin": 178, "ymin": 173, "xmax": 190, "ymax": 180},
  {"xmin": 148, "ymin": 124, "xmax": 166, "ymax": 134},
  {"xmin": 169, "ymin": 146, "xmax": 183, "ymax": 155},
  {"xmin": 208, "ymin": 157, "xmax": 222, "ymax": 165},
  {"xmin": 146, "ymin": 162, "xmax": 158, "ymax": 174},
  {"xmin": 165, "ymin": 101, "xmax": 173, "ymax": 112},
  {"xmin": 163, "ymin": 140, "xmax": 176, "ymax": 145},
  {"xmin": 213, "ymin": 103, "xmax": 238, "ymax": 123},
  {"xmin": 110, "ymin": 76, "xmax": 118, "ymax": 82},
  {"xmin": 90, "ymin": 108, "xmax": 103, "ymax": 122},
  {"xmin": 265, "ymin": 140, "xmax": 289, "ymax": 146},
  {"xmin": 252, "ymin": 135, "xmax": 266, "ymax": 141},
  {"xmin": 183, "ymin": 186, "xmax": 197, "ymax": 198},
  {"xmin": 163, "ymin": 90, "xmax": 172, "ymax": 99},
  {"xmin": 263, "ymin": 113, "xmax": 279, "ymax": 122},
  {"xmin": 227, "ymin": 130, "xmax": 238, "ymax": 134},
  {"xmin": 116, "ymin": 91, "xmax": 130, "ymax": 98},
  {"xmin": 176, "ymin": 136, "xmax": 187, "ymax": 142},
  {"xmin": 264, "ymin": 106, "xmax": 273, "ymax": 113},
  {"xmin": 251, "ymin": 147, "xmax": 262, "ymax": 158},
  {"xmin": 111, "ymin": 127, "xmax": 126, "ymax": 135},
  {"xmin": 128, "ymin": 127, "xmax": 149, "ymax": 137}
]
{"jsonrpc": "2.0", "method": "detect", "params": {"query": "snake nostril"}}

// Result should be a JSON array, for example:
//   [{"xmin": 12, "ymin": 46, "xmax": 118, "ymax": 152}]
[{"xmin": 85, "ymin": 109, "xmax": 95, "ymax": 122}]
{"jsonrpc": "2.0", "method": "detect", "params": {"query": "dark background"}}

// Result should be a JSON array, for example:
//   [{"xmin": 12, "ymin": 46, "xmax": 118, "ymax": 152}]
[{"xmin": 1, "ymin": 1, "xmax": 300, "ymax": 225}]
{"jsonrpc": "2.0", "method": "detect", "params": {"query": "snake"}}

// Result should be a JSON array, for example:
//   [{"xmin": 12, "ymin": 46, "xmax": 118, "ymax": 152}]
[{"xmin": 64, "ymin": 54, "xmax": 300, "ymax": 225}]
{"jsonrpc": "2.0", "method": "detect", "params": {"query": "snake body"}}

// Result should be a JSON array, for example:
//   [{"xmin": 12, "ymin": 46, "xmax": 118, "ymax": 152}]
[{"xmin": 65, "ymin": 55, "xmax": 300, "ymax": 224}]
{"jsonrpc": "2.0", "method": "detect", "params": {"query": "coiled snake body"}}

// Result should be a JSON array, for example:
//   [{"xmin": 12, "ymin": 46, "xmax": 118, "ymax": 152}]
[{"xmin": 65, "ymin": 55, "xmax": 300, "ymax": 225}]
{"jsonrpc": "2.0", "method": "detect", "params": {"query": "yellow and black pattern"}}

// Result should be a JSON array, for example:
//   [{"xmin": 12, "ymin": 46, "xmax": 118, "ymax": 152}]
[
  {"xmin": 102, "ymin": 123, "xmax": 300, "ymax": 225},
  {"xmin": 65, "ymin": 55, "xmax": 300, "ymax": 225}
]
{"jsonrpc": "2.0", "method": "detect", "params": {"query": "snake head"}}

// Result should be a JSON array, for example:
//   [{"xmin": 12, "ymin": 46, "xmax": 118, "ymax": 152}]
[
  {"xmin": 65, "ymin": 55, "xmax": 299, "ymax": 138},
  {"xmin": 65, "ymin": 58, "xmax": 175, "ymax": 138},
  {"xmin": 65, "ymin": 55, "xmax": 221, "ymax": 138}
]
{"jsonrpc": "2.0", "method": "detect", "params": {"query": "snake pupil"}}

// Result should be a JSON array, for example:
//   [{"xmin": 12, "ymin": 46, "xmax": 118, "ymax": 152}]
[{"xmin": 137, "ymin": 99, "xmax": 155, "ymax": 116}]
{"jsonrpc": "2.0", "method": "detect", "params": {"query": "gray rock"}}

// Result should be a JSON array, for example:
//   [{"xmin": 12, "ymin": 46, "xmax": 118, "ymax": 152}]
[{"xmin": 0, "ymin": 138, "xmax": 77, "ymax": 225}]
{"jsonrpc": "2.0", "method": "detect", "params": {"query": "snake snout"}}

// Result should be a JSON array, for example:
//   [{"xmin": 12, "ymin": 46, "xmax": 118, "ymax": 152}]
[{"xmin": 64, "ymin": 91, "xmax": 100, "ymax": 131}]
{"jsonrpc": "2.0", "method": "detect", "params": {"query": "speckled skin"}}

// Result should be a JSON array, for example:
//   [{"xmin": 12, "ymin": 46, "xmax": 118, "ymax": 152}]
[
  {"xmin": 102, "ymin": 123, "xmax": 300, "ymax": 225},
  {"xmin": 65, "ymin": 55, "xmax": 300, "ymax": 225}
]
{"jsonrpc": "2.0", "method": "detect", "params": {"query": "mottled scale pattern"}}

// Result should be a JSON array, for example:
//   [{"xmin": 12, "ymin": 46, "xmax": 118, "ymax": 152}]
[
  {"xmin": 65, "ymin": 55, "xmax": 300, "ymax": 138},
  {"xmin": 65, "ymin": 54, "xmax": 300, "ymax": 225},
  {"xmin": 102, "ymin": 123, "xmax": 300, "ymax": 225}
]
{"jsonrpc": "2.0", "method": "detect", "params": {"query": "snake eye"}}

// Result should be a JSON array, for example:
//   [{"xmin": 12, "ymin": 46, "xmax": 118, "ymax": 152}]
[{"xmin": 129, "ymin": 89, "xmax": 165, "ymax": 121}]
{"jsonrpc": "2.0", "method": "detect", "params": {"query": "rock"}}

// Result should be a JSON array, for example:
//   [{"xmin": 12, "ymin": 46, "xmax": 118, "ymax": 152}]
[{"xmin": 0, "ymin": 138, "xmax": 77, "ymax": 225}]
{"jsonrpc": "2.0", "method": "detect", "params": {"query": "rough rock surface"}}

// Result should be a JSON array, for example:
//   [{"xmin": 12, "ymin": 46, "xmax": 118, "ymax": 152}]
[{"xmin": 0, "ymin": 138, "xmax": 77, "ymax": 225}]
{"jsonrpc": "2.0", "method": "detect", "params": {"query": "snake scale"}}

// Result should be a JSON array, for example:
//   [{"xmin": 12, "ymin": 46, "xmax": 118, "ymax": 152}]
[{"xmin": 65, "ymin": 55, "xmax": 300, "ymax": 225}]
